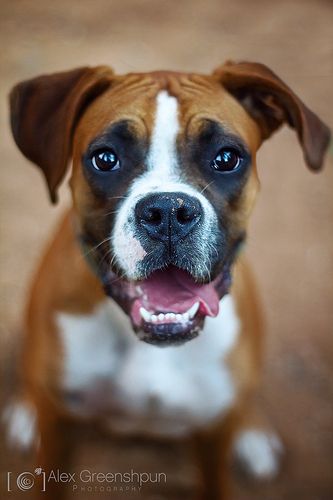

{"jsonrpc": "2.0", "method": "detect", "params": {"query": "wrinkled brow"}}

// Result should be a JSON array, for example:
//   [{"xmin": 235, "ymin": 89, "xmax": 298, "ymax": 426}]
[{"xmin": 86, "ymin": 120, "xmax": 145, "ymax": 154}]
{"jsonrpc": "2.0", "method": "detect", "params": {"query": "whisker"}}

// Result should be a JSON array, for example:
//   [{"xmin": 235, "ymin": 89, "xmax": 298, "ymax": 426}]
[
  {"xmin": 82, "ymin": 236, "xmax": 112, "ymax": 258},
  {"xmin": 200, "ymin": 181, "xmax": 214, "ymax": 194},
  {"xmin": 102, "ymin": 209, "xmax": 120, "ymax": 217},
  {"xmin": 107, "ymin": 195, "xmax": 126, "ymax": 201},
  {"xmin": 97, "ymin": 247, "xmax": 114, "ymax": 269}
]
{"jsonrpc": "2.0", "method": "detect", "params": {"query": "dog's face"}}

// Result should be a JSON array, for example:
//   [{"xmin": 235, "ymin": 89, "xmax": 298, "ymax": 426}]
[
  {"xmin": 10, "ymin": 63, "xmax": 330, "ymax": 345},
  {"xmin": 70, "ymin": 74, "xmax": 261, "ymax": 344}
]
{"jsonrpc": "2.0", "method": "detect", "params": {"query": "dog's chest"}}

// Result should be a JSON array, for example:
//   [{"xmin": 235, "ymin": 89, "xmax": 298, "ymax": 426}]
[{"xmin": 57, "ymin": 295, "xmax": 240, "ymax": 436}]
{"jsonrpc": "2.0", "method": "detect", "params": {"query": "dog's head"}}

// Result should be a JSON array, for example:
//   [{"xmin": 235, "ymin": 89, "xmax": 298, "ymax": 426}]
[{"xmin": 10, "ymin": 62, "xmax": 330, "ymax": 345}]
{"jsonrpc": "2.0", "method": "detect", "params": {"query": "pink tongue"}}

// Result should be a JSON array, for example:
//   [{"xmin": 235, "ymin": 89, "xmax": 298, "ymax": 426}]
[{"xmin": 139, "ymin": 267, "xmax": 219, "ymax": 317}]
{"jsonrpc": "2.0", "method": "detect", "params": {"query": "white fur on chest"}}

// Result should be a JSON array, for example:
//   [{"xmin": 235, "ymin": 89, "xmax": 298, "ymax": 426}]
[{"xmin": 57, "ymin": 295, "xmax": 240, "ymax": 435}]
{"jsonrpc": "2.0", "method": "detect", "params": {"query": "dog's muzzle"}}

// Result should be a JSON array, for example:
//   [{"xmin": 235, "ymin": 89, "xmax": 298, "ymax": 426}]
[{"xmin": 81, "ymin": 191, "xmax": 235, "ymax": 346}]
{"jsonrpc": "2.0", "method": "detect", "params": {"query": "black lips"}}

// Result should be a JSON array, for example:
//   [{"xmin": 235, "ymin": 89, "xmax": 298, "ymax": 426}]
[{"xmin": 136, "ymin": 315, "xmax": 204, "ymax": 346}]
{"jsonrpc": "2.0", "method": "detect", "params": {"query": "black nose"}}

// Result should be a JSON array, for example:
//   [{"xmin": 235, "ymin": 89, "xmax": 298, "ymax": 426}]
[{"xmin": 135, "ymin": 192, "xmax": 202, "ymax": 244}]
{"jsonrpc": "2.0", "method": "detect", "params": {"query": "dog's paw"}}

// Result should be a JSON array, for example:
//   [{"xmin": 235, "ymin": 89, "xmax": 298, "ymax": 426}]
[
  {"xmin": 2, "ymin": 400, "xmax": 40, "ymax": 451},
  {"xmin": 232, "ymin": 428, "xmax": 283, "ymax": 480}
]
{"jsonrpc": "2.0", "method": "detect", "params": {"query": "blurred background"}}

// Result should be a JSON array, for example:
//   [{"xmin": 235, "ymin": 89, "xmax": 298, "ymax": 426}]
[{"xmin": 0, "ymin": 0, "xmax": 332, "ymax": 498}]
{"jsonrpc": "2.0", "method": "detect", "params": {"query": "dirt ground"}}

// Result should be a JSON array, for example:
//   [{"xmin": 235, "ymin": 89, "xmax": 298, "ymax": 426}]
[{"xmin": 0, "ymin": 0, "xmax": 332, "ymax": 498}]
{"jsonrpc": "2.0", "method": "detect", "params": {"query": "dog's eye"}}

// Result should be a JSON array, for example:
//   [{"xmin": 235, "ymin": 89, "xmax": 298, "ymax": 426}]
[
  {"xmin": 211, "ymin": 148, "xmax": 241, "ymax": 172},
  {"xmin": 91, "ymin": 150, "xmax": 120, "ymax": 171}
]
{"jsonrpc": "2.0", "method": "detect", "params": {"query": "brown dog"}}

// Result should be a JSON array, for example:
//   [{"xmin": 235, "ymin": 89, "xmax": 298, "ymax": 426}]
[{"xmin": 5, "ymin": 61, "xmax": 330, "ymax": 499}]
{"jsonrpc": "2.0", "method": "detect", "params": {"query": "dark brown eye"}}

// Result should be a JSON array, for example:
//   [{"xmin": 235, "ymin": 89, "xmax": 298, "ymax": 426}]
[
  {"xmin": 91, "ymin": 150, "xmax": 120, "ymax": 171},
  {"xmin": 211, "ymin": 148, "xmax": 241, "ymax": 172}
]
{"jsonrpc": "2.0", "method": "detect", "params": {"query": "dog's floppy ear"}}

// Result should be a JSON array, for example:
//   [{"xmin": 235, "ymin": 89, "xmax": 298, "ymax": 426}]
[
  {"xmin": 9, "ymin": 66, "xmax": 113, "ymax": 202},
  {"xmin": 213, "ymin": 61, "xmax": 331, "ymax": 171}
]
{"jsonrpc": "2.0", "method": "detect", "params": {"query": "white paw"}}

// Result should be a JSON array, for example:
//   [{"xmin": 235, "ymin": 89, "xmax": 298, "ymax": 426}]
[
  {"xmin": 2, "ymin": 400, "xmax": 39, "ymax": 451},
  {"xmin": 233, "ymin": 429, "xmax": 283, "ymax": 480}
]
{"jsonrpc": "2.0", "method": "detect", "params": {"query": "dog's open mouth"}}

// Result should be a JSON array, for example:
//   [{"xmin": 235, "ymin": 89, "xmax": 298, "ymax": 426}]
[{"xmin": 104, "ymin": 265, "xmax": 231, "ymax": 346}]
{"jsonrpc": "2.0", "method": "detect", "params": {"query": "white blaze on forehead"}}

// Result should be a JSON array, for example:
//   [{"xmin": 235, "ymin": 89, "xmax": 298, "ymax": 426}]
[{"xmin": 147, "ymin": 90, "xmax": 179, "ymax": 176}]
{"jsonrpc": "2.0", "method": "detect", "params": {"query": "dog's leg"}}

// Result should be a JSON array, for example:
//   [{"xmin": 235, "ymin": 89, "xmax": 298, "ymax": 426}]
[
  {"xmin": 194, "ymin": 408, "xmax": 239, "ymax": 500},
  {"xmin": 33, "ymin": 392, "xmax": 74, "ymax": 500},
  {"xmin": 3, "ymin": 393, "xmax": 74, "ymax": 499},
  {"xmin": 231, "ymin": 402, "xmax": 283, "ymax": 481},
  {"xmin": 2, "ymin": 397, "xmax": 39, "ymax": 451}
]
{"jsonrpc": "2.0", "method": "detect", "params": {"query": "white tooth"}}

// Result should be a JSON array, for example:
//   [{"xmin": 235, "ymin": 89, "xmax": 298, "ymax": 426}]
[
  {"xmin": 140, "ymin": 307, "xmax": 152, "ymax": 322},
  {"xmin": 158, "ymin": 313, "xmax": 165, "ymax": 321},
  {"xmin": 165, "ymin": 313, "xmax": 172, "ymax": 320},
  {"xmin": 187, "ymin": 302, "xmax": 200, "ymax": 319},
  {"xmin": 151, "ymin": 315, "xmax": 158, "ymax": 322},
  {"xmin": 176, "ymin": 314, "xmax": 182, "ymax": 322},
  {"xmin": 169, "ymin": 313, "xmax": 176, "ymax": 320},
  {"xmin": 182, "ymin": 312, "xmax": 189, "ymax": 322}
]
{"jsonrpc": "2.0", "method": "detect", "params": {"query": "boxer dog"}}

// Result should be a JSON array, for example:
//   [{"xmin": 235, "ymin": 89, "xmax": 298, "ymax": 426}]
[{"xmin": 5, "ymin": 61, "xmax": 330, "ymax": 499}]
